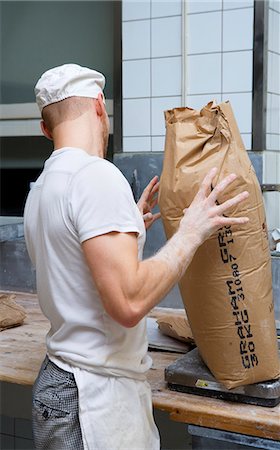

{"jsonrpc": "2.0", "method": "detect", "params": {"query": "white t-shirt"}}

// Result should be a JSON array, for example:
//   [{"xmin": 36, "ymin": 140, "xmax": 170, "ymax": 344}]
[{"xmin": 24, "ymin": 147, "xmax": 152, "ymax": 379}]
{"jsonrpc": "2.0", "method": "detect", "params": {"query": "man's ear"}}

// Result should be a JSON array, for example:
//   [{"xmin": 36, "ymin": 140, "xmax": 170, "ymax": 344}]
[
  {"xmin": 40, "ymin": 121, "xmax": 53, "ymax": 140},
  {"xmin": 95, "ymin": 93, "xmax": 106, "ymax": 118}
]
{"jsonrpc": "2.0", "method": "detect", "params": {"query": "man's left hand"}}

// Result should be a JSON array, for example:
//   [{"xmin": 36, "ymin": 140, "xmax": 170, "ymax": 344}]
[{"xmin": 137, "ymin": 176, "xmax": 161, "ymax": 230}]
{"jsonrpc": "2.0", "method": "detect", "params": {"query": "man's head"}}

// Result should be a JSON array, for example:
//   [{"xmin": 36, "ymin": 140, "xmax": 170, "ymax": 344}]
[{"xmin": 34, "ymin": 63, "xmax": 109, "ymax": 155}]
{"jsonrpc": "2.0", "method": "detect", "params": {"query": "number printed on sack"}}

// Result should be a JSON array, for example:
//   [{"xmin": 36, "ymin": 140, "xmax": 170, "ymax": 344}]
[{"xmin": 217, "ymin": 225, "xmax": 258, "ymax": 369}]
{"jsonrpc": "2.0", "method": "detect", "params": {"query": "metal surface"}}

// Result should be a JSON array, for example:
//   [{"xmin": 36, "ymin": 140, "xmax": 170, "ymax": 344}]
[
  {"xmin": 0, "ymin": 216, "xmax": 24, "ymax": 242},
  {"xmin": 252, "ymin": 0, "xmax": 268, "ymax": 151},
  {"xmin": 261, "ymin": 184, "xmax": 280, "ymax": 192},
  {"xmin": 188, "ymin": 425, "xmax": 280, "ymax": 450},
  {"xmin": 131, "ymin": 168, "xmax": 141, "ymax": 202},
  {"xmin": 165, "ymin": 347, "xmax": 280, "ymax": 407}
]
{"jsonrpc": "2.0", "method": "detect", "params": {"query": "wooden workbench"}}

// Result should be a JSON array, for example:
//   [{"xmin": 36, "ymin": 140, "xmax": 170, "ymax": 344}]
[{"xmin": 0, "ymin": 291, "xmax": 279, "ymax": 441}]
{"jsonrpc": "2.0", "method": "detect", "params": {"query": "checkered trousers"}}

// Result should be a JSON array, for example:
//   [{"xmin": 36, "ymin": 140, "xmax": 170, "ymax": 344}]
[{"xmin": 32, "ymin": 355, "xmax": 84, "ymax": 449}]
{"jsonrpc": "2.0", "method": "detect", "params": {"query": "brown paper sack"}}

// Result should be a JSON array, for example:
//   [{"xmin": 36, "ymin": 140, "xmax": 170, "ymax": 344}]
[
  {"xmin": 157, "ymin": 315, "xmax": 195, "ymax": 344},
  {"xmin": 158, "ymin": 100, "xmax": 280, "ymax": 389},
  {"xmin": 0, "ymin": 294, "xmax": 27, "ymax": 331}
]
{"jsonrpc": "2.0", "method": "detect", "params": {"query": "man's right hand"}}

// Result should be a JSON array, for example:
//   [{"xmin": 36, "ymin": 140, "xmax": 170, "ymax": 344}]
[{"xmin": 179, "ymin": 167, "xmax": 249, "ymax": 247}]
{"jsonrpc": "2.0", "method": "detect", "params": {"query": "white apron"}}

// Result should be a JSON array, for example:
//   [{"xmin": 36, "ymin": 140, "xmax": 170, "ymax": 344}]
[{"xmin": 71, "ymin": 367, "xmax": 160, "ymax": 450}]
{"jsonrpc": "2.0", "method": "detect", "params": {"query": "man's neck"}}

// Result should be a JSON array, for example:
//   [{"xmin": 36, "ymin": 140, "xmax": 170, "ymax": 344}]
[{"xmin": 52, "ymin": 125, "xmax": 104, "ymax": 158}]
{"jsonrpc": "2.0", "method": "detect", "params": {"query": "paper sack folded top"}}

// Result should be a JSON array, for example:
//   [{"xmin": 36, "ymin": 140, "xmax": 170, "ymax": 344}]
[{"xmin": 158, "ymin": 100, "xmax": 280, "ymax": 389}]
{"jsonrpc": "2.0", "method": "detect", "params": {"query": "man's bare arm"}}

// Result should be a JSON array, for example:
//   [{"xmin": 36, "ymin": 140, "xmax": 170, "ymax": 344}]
[{"xmin": 82, "ymin": 168, "xmax": 249, "ymax": 327}]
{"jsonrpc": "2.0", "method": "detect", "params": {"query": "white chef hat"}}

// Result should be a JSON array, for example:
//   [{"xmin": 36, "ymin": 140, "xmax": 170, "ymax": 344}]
[{"xmin": 34, "ymin": 63, "xmax": 106, "ymax": 113}]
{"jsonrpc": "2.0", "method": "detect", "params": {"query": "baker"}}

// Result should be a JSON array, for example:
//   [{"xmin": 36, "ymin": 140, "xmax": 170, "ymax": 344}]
[{"xmin": 23, "ymin": 63, "xmax": 249, "ymax": 450}]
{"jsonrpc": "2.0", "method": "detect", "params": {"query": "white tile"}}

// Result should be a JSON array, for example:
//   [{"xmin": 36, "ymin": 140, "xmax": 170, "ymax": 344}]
[
  {"xmin": 122, "ymin": 0, "xmax": 150, "ymax": 21},
  {"xmin": 223, "ymin": 8, "xmax": 253, "ymax": 51},
  {"xmin": 123, "ymin": 59, "xmax": 151, "ymax": 98},
  {"xmin": 223, "ymin": 0, "xmax": 254, "ymax": 9},
  {"xmin": 269, "ymin": 0, "xmax": 280, "ymax": 12},
  {"xmin": 268, "ymin": 9, "xmax": 280, "ymax": 54},
  {"xmin": 123, "ymin": 136, "xmax": 151, "ymax": 152},
  {"xmin": 188, "ymin": 1, "xmax": 222, "ymax": 13},
  {"xmin": 278, "ymin": 200, "xmax": 280, "ymax": 230},
  {"xmin": 188, "ymin": 53, "xmax": 222, "ymax": 94},
  {"xmin": 151, "ymin": 16, "xmax": 181, "ymax": 57},
  {"xmin": 263, "ymin": 151, "xmax": 278, "ymax": 183},
  {"xmin": 152, "ymin": 56, "xmax": 181, "ymax": 96},
  {"xmin": 186, "ymin": 94, "xmax": 222, "ymax": 109},
  {"xmin": 267, "ymin": 93, "xmax": 280, "ymax": 134},
  {"xmin": 268, "ymin": 52, "xmax": 280, "ymax": 94},
  {"xmin": 151, "ymin": 0, "xmax": 182, "ymax": 18},
  {"xmin": 123, "ymin": 20, "xmax": 150, "ymax": 60},
  {"xmin": 188, "ymin": 11, "xmax": 222, "ymax": 54},
  {"xmin": 222, "ymin": 92, "xmax": 252, "ymax": 133},
  {"xmin": 123, "ymin": 98, "xmax": 151, "ymax": 136},
  {"xmin": 263, "ymin": 191, "xmax": 280, "ymax": 231},
  {"xmin": 151, "ymin": 96, "xmax": 181, "ymax": 135},
  {"xmin": 240, "ymin": 133, "xmax": 252, "ymax": 150},
  {"xmin": 277, "ymin": 153, "xmax": 280, "ymax": 183},
  {"xmin": 222, "ymin": 51, "xmax": 253, "ymax": 92},
  {"xmin": 152, "ymin": 135, "xmax": 165, "ymax": 151},
  {"xmin": 266, "ymin": 133, "xmax": 280, "ymax": 151}
]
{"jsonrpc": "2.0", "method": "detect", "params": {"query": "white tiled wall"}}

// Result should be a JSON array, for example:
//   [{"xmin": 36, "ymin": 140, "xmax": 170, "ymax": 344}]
[
  {"xmin": 123, "ymin": 98, "xmax": 151, "ymax": 137},
  {"xmin": 151, "ymin": 96, "xmax": 182, "ymax": 136},
  {"xmin": 264, "ymin": 2, "xmax": 280, "ymax": 230},
  {"xmin": 122, "ymin": 1, "xmax": 150, "ymax": 20},
  {"xmin": 122, "ymin": 0, "xmax": 182, "ymax": 153},
  {"xmin": 122, "ymin": 0, "xmax": 279, "ymax": 228},
  {"xmin": 186, "ymin": 93, "xmax": 222, "ymax": 110},
  {"xmin": 151, "ymin": 0, "xmax": 182, "ymax": 17},
  {"xmin": 224, "ymin": 92, "xmax": 252, "ymax": 133},
  {"xmin": 267, "ymin": 93, "xmax": 280, "ymax": 136},
  {"xmin": 187, "ymin": 0, "xmax": 254, "ymax": 149},
  {"xmin": 123, "ymin": 60, "xmax": 151, "ymax": 98},
  {"xmin": 151, "ymin": 57, "xmax": 182, "ymax": 97},
  {"xmin": 122, "ymin": 0, "xmax": 278, "ymax": 158},
  {"xmin": 188, "ymin": 53, "xmax": 222, "ymax": 94},
  {"xmin": 188, "ymin": 1, "xmax": 222, "ymax": 14},
  {"xmin": 123, "ymin": 20, "xmax": 150, "ymax": 60},
  {"xmin": 263, "ymin": 152, "xmax": 280, "ymax": 184},
  {"xmin": 223, "ymin": 0, "xmax": 254, "ymax": 9},
  {"xmin": 267, "ymin": 51, "xmax": 280, "ymax": 94},
  {"xmin": 222, "ymin": 8, "xmax": 253, "ymax": 51},
  {"xmin": 222, "ymin": 51, "xmax": 252, "ymax": 92},
  {"xmin": 188, "ymin": 11, "xmax": 222, "ymax": 54},
  {"xmin": 266, "ymin": 2, "xmax": 280, "ymax": 154},
  {"xmin": 122, "ymin": 0, "xmax": 254, "ymax": 152},
  {"xmin": 263, "ymin": 190, "xmax": 280, "ymax": 232},
  {"xmin": 152, "ymin": 16, "xmax": 182, "ymax": 57},
  {"xmin": 263, "ymin": 151, "xmax": 280, "ymax": 231}
]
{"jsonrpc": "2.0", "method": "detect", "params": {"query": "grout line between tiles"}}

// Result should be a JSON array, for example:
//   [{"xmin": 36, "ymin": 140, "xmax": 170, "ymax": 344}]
[
  {"xmin": 123, "ymin": 54, "xmax": 182, "ymax": 62},
  {"xmin": 189, "ymin": 5, "xmax": 254, "ymax": 15},
  {"xmin": 123, "ymin": 14, "xmax": 182, "ymax": 23}
]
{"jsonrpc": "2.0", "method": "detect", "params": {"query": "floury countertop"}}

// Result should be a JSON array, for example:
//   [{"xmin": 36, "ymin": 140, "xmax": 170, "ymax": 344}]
[{"xmin": 0, "ymin": 291, "xmax": 279, "ymax": 442}]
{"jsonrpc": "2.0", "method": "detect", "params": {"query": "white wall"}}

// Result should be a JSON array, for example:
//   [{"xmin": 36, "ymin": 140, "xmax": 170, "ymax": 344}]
[
  {"xmin": 122, "ymin": 0, "xmax": 280, "ymax": 229},
  {"xmin": 122, "ymin": 0, "xmax": 255, "ymax": 152},
  {"xmin": 263, "ymin": 0, "xmax": 280, "ymax": 231},
  {"xmin": 122, "ymin": 0, "xmax": 183, "ymax": 153},
  {"xmin": 186, "ymin": 0, "xmax": 254, "ymax": 150}
]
